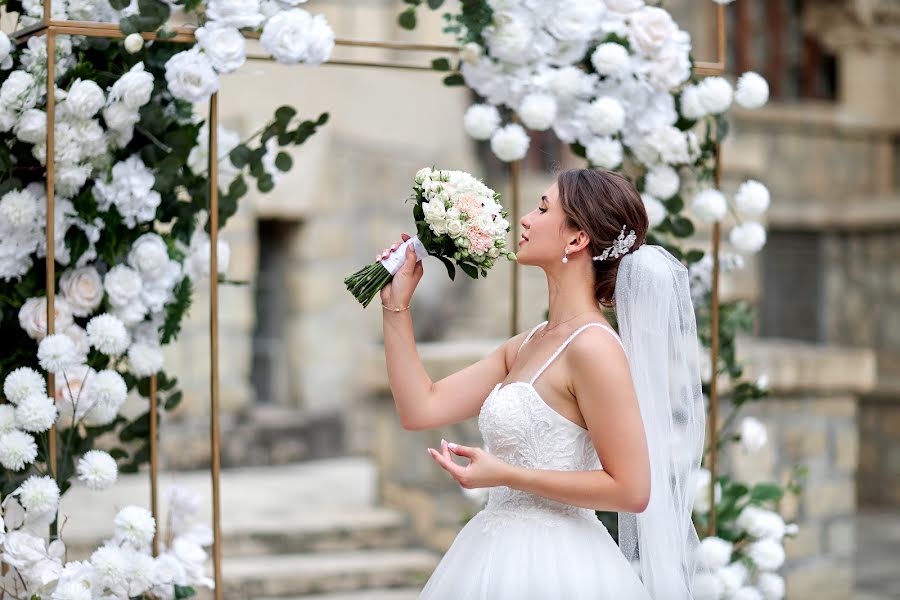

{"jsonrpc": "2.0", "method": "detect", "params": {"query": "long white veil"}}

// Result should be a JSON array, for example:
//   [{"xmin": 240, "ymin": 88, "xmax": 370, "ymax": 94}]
[{"xmin": 614, "ymin": 244, "xmax": 706, "ymax": 599}]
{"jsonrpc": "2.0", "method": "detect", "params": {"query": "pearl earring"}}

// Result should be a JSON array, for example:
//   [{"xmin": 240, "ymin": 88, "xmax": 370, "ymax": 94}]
[{"xmin": 562, "ymin": 248, "xmax": 569, "ymax": 264}]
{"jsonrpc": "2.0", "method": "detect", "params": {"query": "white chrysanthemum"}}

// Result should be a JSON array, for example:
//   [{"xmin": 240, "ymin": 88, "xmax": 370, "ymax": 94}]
[
  {"xmin": 14, "ymin": 475, "xmax": 60, "ymax": 515},
  {"xmin": 696, "ymin": 536, "xmax": 733, "ymax": 570},
  {"xmin": 641, "ymin": 194, "xmax": 665, "ymax": 228},
  {"xmin": 697, "ymin": 76, "xmax": 733, "ymax": 115},
  {"xmin": 0, "ymin": 404, "xmax": 16, "ymax": 434},
  {"xmin": 735, "ymin": 71, "xmax": 769, "ymax": 109},
  {"xmin": 83, "ymin": 369, "xmax": 128, "ymax": 426},
  {"xmin": 586, "ymin": 137, "xmax": 622, "ymax": 169},
  {"xmin": 680, "ymin": 84, "xmax": 706, "ymax": 119},
  {"xmin": 164, "ymin": 48, "xmax": 219, "ymax": 103},
  {"xmin": 692, "ymin": 572, "xmax": 725, "ymax": 600},
  {"xmin": 730, "ymin": 222, "xmax": 767, "ymax": 254},
  {"xmin": 645, "ymin": 165, "xmax": 680, "ymax": 199},
  {"xmin": 195, "ymin": 22, "xmax": 246, "ymax": 74},
  {"xmin": 4, "ymin": 367, "xmax": 46, "ymax": 405},
  {"xmin": 747, "ymin": 539, "xmax": 785, "ymax": 571},
  {"xmin": 114, "ymin": 505, "xmax": 156, "ymax": 551},
  {"xmin": 734, "ymin": 180, "xmax": 770, "ymax": 216},
  {"xmin": 691, "ymin": 189, "xmax": 727, "ymax": 224},
  {"xmin": 104, "ymin": 264, "xmax": 143, "ymax": 307},
  {"xmin": 739, "ymin": 416, "xmax": 768, "ymax": 452},
  {"xmin": 15, "ymin": 394, "xmax": 57, "ymax": 432},
  {"xmin": 0, "ymin": 188, "xmax": 40, "ymax": 229},
  {"xmin": 757, "ymin": 572, "xmax": 785, "ymax": 600},
  {"xmin": 463, "ymin": 104, "xmax": 501, "ymax": 141},
  {"xmin": 91, "ymin": 545, "xmax": 130, "ymax": 595},
  {"xmin": 716, "ymin": 562, "xmax": 748, "ymax": 597},
  {"xmin": 38, "ymin": 333, "xmax": 79, "ymax": 373},
  {"xmin": 591, "ymin": 42, "xmax": 630, "ymax": 78},
  {"xmin": 490, "ymin": 123, "xmax": 530, "ymax": 162},
  {"xmin": 86, "ymin": 313, "xmax": 130, "ymax": 355},
  {"xmin": 76, "ymin": 450, "xmax": 118, "ymax": 490},
  {"xmin": 93, "ymin": 155, "xmax": 161, "ymax": 228},
  {"xmin": 0, "ymin": 430, "xmax": 38, "ymax": 471},
  {"xmin": 128, "ymin": 343, "xmax": 164, "ymax": 377},
  {"xmin": 518, "ymin": 93, "xmax": 557, "ymax": 131},
  {"xmin": 585, "ymin": 97, "xmax": 625, "ymax": 135},
  {"xmin": 64, "ymin": 78, "xmax": 105, "ymax": 119},
  {"xmin": 733, "ymin": 587, "xmax": 764, "ymax": 600},
  {"xmin": 693, "ymin": 467, "xmax": 721, "ymax": 513}
]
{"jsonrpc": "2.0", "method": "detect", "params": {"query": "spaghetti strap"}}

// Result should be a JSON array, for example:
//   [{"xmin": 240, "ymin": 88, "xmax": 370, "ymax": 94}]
[
  {"xmin": 518, "ymin": 321, "xmax": 548, "ymax": 353},
  {"xmin": 528, "ymin": 323, "xmax": 624, "ymax": 385}
]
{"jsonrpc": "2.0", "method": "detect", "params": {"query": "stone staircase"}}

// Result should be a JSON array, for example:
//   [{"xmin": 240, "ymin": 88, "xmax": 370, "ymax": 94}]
[{"xmin": 59, "ymin": 457, "xmax": 438, "ymax": 598}]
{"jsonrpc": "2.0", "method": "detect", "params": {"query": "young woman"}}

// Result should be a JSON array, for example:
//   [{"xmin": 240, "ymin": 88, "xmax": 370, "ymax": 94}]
[{"xmin": 378, "ymin": 168, "xmax": 705, "ymax": 599}]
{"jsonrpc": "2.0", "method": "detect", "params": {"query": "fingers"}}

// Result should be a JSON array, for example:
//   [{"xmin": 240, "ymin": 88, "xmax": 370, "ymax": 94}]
[
  {"xmin": 376, "ymin": 241, "xmax": 404, "ymax": 262},
  {"xmin": 447, "ymin": 443, "xmax": 478, "ymax": 459},
  {"xmin": 427, "ymin": 447, "xmax": 463, "ymax": 479},
  {"xmin": 401, "ymin": 232, "xmax": 410, "ymax": 241}
]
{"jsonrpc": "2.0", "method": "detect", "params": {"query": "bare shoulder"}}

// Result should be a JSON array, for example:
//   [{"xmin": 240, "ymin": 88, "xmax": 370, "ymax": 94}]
[
  {"xmin": 501, "ymin": 329, "xmax": 533, "ymax": 370},
  {"xmin": 567, "ymin": 325, "xmax": 628, "ymax": 374}
]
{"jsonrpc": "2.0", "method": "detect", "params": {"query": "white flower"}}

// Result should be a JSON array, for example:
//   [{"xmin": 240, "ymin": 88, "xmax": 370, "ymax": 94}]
[
  {"xmin": 105, "ymin": 264, "xmax": 143, "ymax": 307},
  {"xmin": 0, "ymin": 31, "xmax": 12, "ymax": 70},
  {"xmin": 195, "ymin": 22, "xmax": 246, "ymax": 74},
  {"xmin": 545, "ymin": 65, "xmax": 596, "ymax": 103},
  {"xmin": 747, "ymin": 538, "xmax": 785, "ymax": 571},
  {"xmin": 585, "ymin": 97, "xmax": 626, "ymax": 135},
  {"xmin": 14, "ymin": 475, "xmax": 60, "ymax": 515},
  {"xmin": 691, "ymin": 189, "xmax": 727, "ymax": 223},
  {"xmin": 94, "ymin": 155, "xmax": 161, "ymax": 228},
  {"xmin": 490, "ymin": 123, "xmax": 530, "ymax": 162},
  {"xmin": 680, "ymin": 85, "xmax": 706, "ymax": 120},
  {"xmin": 485, "ymin": 14, "xmax": 532, "ymax": 64},
  {"xmin": 0, "ymin": 70, "xmax": 39, "ymax": 113},
  {"xmin": 124, "ymin": 32, "xmax": 144, "ymax": 54},
  {"xmin": 733, "ymin": 587, "xmax": 764, "ymax": 600},
  {"xmin": 518, "ymin": 93, "xmax": 557, "ymax": 131},
  {"xmin": 76, "ymin": 450, "xmax": 118, "ymax": 490},
  {"xmin": 1, "ymin": 188, "xmax": 40, "ymax": 229},
  {"xmin": 696, "ymin": 536, "xmax": 733, "ymax": 570},
  {"xmin": 716, "ymin": 562, "xmax": 748, "ymax": 597},
  {"xmin": 629, "ymin": 6, "xmax": 679, "ymax": 55},
  {"xmin": 737, "ymin": 506, "xmax": 786, "ymax": 540},
  {"xmin": 0, "ymin": 405, "xmax": 16, "ymax": 434},
  {"xmin": 59, "ymin": 266, "xmax": 104, "ymax": 317},
  {"xmin": 303, "ymin": 14, "xmax": 335, "ymax": 65},
  {"xmin": 110, "ymin": 62, "xmax": 154, "ymax": 111},
  {"xmin": 645, "ymin": 165, "xmax": 679, "ymax": 199},
  {"xmin": 102, "ymin": 101, "xmax": 140, "ymax": 133},
  {"xmin": 546, "ymin": 0, "xmax": 604, "ymax": 41},
  {"xmin": 639, "ymin": 194, "xmax": 664, "ymax": 228},
  {"xmin": 460, "ymin": 42, "xmax": 482, "ymax": 65},
  {"xmin": 692, "ymin": 572, "xmax": 725, "ymax": 600},
  {"xmin": 64, "ymin": 79, "xmax": 105, "ymax": 119},
  {"xmin": 83, "ymin": 369, "xmax": 128, "ymax": 426},
  {"xmin": 15, "ymin": 394, "xmax": 57, "ymax": 432},
  {"xmin": 2, "ymin": 530, "xmax": 47, "ymax": 571},
  {"xmin": 187, "ymin": 122, "xmax": 241, "ymax": 188},
  {"xmin": 697, "ymin": 76, "xmax": 733, "ymax": 115},
  {"xmin": 206, "ymin": 0, "xmax": 265, "ymax": 29},
  {"xmin": 4, "ymin": 367, "xmax": 46, "ymax": 405},
  {"xmin": 13, "ymin": 108, "xmax": 46, "ymax": 144},
  {"xmin": 645, "ymin": 40, "xmax": 691, "ymax": 90},
  {"xmin": 54, "ymin": 365, "xmax": 96, "ymax": 422},
  {"xmin": 591, "ymin": 42, "xmax": 631, "ymax": 78},
  {"xmin": 261, "ymin": 8, "xmax": 334, "ymax": 65},
  {"xmin": 114, "ymin": 506, "xmax": 156, "ymax": 551},
  {"xmin": 19, "ymin": 295, "xmax": 75, "ymax": 341},
  {"xmin": 128, "ymin": 233, "xmax": 170, "ymax": 280},
  {"xmin": 693, "ymin": 468, "xmax": 721, "ymax": 513},
  {"xmin": 730, "ymin": 222, "xmax": 767, "ymax": 254},
  {"xmin": 0, "ymin": 430, "xmax": 38, "ymax": 471},
  {"xmin": 52, "ymin": 581, "xmax": 93, "ymax": 600},
  {"xmin": 91, "ymin": 545, "xmax": 130, "ymax": 596},
  {"xmin": 38, "ymin": 333, "xmax": 80, "ymax": 373},
  {"xmin": 128, "ymin": 343, "xmax": 164, "ymax": 377},
  {"xmin": 112, "ymin": 298, "xmax": 149, "ymax": 327},
  {"xmin": 735, "ymin": 71, "xmax": 769, "ymax": 109},
  {"xmin": 164, "ymin": 48, "xmax": 219, "ymax": 103},
  {"xmin": 645, "ymin": 125, "xmax": 690, "ymax": 164},
  {"xmin": 463, "ymin": 104, "xmax": 501, "ymax": 140},
  {"xmin": 739, "ymin": 416, "xmax": 768, "ymax": 452},
  {"xmin": 757, "ymin": 572, "xmax": 785, "ymax": 600},
  {"xmin": 86, "ymin": 313, "xmax": 130, "ymax": 355},
  {"xmin": 785, "ymin": 522, "xmax": 799, "ymax": 536},
  {"xmin": 422, "ymin": 199, "xmax": 446, "ymax": 223},
  {"xmin": 184, "ymin": 229, "xmax": 230, "ymax": 281},
  {"xmin": 586, "ymin": 137, "xmax": 622, "ymax": 169},
  {"xmin": 734, "ymin": 180, "xmax": 770, "ymax": 216}
]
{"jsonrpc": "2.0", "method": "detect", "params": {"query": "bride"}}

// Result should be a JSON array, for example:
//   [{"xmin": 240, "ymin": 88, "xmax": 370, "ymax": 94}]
[{"xmin": 378, "ymin": 168, "xmax": 706, "ymax": 599}]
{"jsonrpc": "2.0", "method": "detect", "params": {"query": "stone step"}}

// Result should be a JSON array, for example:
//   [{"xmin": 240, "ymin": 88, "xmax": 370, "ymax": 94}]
[
  {"xmin": 216, "ymin": 549, "xmax": 438, "ymax": 598},
  {"xmin": 257, "ymin": 589, "xmax": 421, "ymax": 600}
]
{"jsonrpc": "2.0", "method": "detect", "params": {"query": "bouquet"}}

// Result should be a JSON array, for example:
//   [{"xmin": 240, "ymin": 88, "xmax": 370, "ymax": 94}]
[{"xmin": 344, "ymin": 168, "xmax": 517, "ymax": 307}]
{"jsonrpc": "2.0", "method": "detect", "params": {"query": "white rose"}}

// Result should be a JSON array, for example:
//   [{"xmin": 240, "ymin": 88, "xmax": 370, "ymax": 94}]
[
  {"xmin": 460, "ymin": 42, "xmax": 482, "ymax": 65},
  {"xmin": 13, "ymin": 108, "xmax": 46, "ymax": 144},
  {"xmin": 641, "ymin": 194, "xmax": 665, "ymax": 228},
  {"xmin": 0, "ymin": 70, "xmax": 39, "ymax": 113},
  {"xmin": 747, "ymin": 539, "xmax": 785, "ymax": 571},
  {"xmin": 423, "ymin": 199, "xmax": 447, "ymax": 223},
  {"xmin": 206, "ymin": 0, "xmax": 265, "ymax": 29},
  {"xmin": 591, "ymin": 42, "xmax": 631, "ymax": 78},
  {"xmin": 518, "ymin": 93, "xmax": 557, "ymax": 131},
  {"xmin": 447, "ymin": 219, "xmax": 465, "ymax": 239},
  {"xmin": 104, "ymin": 264, "xmax": 143, "ymax": 307},
  {"xmin": 430, "ymin": 219, "xmax": 448, "ymax": 236},
  {"xmin": 734, "ymin": 180, "xmax": 770, "ymax": 216},
  {"xmin": 463, "ymin": 104, "xmax": 501, "ymax": 141},
  {"xmin": 19, "ymin": 296, "xmax": 74, "ymax": 341},
  {"xmin": 414, "ymin": 168, "xmax": 433, "ymax": 185},
  {"xmin": 729, "ymin": 222, "xmax": 767, "ymax": 254},
  {"xmin": 486, "ymin": 14, "xmax": 532, "ymax": 64},
  {"xmin": 124, "ymin": 32, "xmax": 144, "ymax": 54},
  {"xmin": 261, "ymin": 8, "xmax": 332, "ymax": 65},
  {"xmin": 164, "ymin": 49, "xmax": 219, "ymax": 103},
  {"xmin": 110, "ymin": 62, "xmax": 154, "ymax": 111},
  {"xmin": 586, "ymin": 137, "xmax": 622, "ymax": 169},
  {"xmin": 739, "ymin": 416, "xmax": 768, "ymax": 452},
  {"xmin": 735, "ymin": 71, "xmax": 769, "ymax": 109},
  {"xmin": 303, "ymin": 14, "xmax": 335, "ymax": 66},
  {"xmin": 64, "ymin": 79, "xmax": 105, "ymax": 119},
  {"xmin": 585, "ymin": 97, "xmax": 626, "ymax": 135},
  {"xmin": 645, "ymin": 40, "xmax": 691, "ymax": 90},
  {"xmin": 490, "ymin": 123, "xmax": 529, "ymax": 162},
  {"xmin": 628, "ymin": 6, "xmax": 678, "ymax": 56},
  {"xmin": 691, "ymin": 189, "xmax": 727, "ymax": 223},
  {"xmin": 59, "ymin": 266, "xmax": 104, "ymax": 317},
  {"xmin": 102, "ymin": 101, "xmax": 140, "ymax": 131},
  {"xmin": 128, "ymin": 233, "xmax": 170, "ymax": 280},
  {"xmin": 195, "ymin": 22, "xmax": 246, "ymax": 74},
  {"xmin": 546, "ymin": 0, "xmax": 603, "ymax": 42}
]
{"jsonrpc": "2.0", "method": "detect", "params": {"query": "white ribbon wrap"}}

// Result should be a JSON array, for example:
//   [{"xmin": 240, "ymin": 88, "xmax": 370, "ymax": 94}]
[{"xmin": 380, "ymin": 235, "xmax": 428, "ymax": 275}]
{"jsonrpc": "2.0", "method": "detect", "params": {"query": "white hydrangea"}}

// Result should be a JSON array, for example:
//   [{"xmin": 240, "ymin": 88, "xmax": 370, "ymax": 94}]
[
  {"xmin": 104, "ymin": 264, "xmax": 143, "ymax": 307},
  {"xmin": 83, "ymin": 369, "xmax": 128, "ymax": 426},
  {"xmin": 746, "ymin": 539, "xmax": 785, "ymax": 571},
  {"xmin": 641, "ymin": 194, "xmax": 665, "ymax": 228},
  {"xmin": 15, "ymin": 394, "xmax": 57, "ymax": 433},
  {"xmin": 59, "ymin": 266, "xmax": 104, "ymax": 317},
  {"xmin": 14, "ymin": 475, "xmax": 60, "ymax": 515},
  {"xmin": 64, "ymin": 79, "xmax": 105, "ymax": 120},
  {"xmin": 38, "ymin": 333, "xmax": 80, "ymax": 373},
  {"xmin": 76, "ymin": 450, "xmax": 118, "ymax": 491},
  {"xmin": 696, "ymin": 536, "xmax": 733, "ymax": 570},
  {"xmin": 691, "ymin": 189, "xmax": 727, "ymax": 224},
  {"xmin": 4, "ymin": 367, "xmax": 46, "ymax": 405},
  {"xmin": 94, "ymin": 155, "xmax": 161, "ymax": 228},
  {"xmin": 518, "ymin": 93, "xmax": 557, "ymax": 131},
  {"xmin": 0, "ymin": 430, "xmax": 38, "ymax": 471},
  {"xmin": 591, "ymin": 42, "xmax": 631, "ymax": 78},
  {"xmin": 195, "ymin": 22, "xmax": 246, "ymax": 74},
  {"xmin": 730, "ymin": 222, "xmax": 767, "ymax": 254},
  {"xmin": 463, "ymin": 104, "xmax": 501, "ymax": 141},
  {"xmin": 739, "ymin": 416, "xmax": 768, "ymax": 453},
  {"xmin": 0, "ymin": 404, "xmax": 16, "ymax": 434},
  {"xmin": 645, "ymin": 165, "xmax": 680, "ymax": 199},
  {"xmin": 586, "ymin": 137, "xmax": 622, "ymax": 169},
  {"xmin": 490, "ymin": 123, "xmax": 530, "ymax": 162},
  {"xmin": 164, "ymin": 48, "xmax": 219, "ymax": 104},
  {"xmin": 697, "ymin": 76, "xmax": 733, "ymax": 115},
  {"xmin": 735, "ymin": 71, "xmax": 769, "ymax": 109},
  {"xmin": 86, "ymin": 313, "xmax": 130, "ymax": 355},
  {"xmin": 757, "ymin": 572, "xmax": 785, "ymax": 600},
  {"xmin": 585, "ymin": 96, "xmax": 625, "ymax": 135},
  {"xmin": 734, "ymin": 180, "xmax": 770, "ymax": 216},
  {"xmin": 113, "ymin": 506, "xmax": 156, "ymax": 551},
  {"xmin": 128, "ymin": 343, "xmax": 164, "ymax": 377}
]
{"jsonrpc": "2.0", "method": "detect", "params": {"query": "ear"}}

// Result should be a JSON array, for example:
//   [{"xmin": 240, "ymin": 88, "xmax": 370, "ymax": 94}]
[{"xmin": 568, "ymin": 230, "xmax": 592, "ymax": 254}]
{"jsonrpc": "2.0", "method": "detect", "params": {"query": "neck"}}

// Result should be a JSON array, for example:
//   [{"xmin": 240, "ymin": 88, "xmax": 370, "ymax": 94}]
[{"xmin": 544, "ymin": 258, "xmax": 603, "ymax": 327}]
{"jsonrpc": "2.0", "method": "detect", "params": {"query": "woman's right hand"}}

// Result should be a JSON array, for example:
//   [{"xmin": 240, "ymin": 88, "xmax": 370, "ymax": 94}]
[{"xmin": 378, "ymin": 233, "xmax": 424, "ymax": 309}]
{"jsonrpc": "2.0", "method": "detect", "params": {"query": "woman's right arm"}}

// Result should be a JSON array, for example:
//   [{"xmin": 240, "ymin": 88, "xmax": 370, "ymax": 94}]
[{"xmin": 379, "ymin": 235, "xmax": 518, "ymax": 431}]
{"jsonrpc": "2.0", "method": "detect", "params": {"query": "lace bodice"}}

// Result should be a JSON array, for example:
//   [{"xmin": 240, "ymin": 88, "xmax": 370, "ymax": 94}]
[{"xmin": 476, "ymin": 321, "xmax": 625, "ymax": 532}]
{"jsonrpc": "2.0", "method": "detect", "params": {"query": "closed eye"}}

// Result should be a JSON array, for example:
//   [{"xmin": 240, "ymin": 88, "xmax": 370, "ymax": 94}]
[{"xmin": 538, "ymin": 207, "xmax": 547, "ymax": 214}]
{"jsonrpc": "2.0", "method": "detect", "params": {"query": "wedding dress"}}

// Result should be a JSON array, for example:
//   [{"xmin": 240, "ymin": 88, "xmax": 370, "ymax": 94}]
[{"xmin": 419, "ymin": 321, "xmax": 652, "ymax": 600}]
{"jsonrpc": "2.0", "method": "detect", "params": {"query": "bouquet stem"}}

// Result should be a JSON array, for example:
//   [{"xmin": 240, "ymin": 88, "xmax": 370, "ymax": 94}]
[{"xmin": 344, "ymin": 236, "xmax": 428, "ymax": 308}]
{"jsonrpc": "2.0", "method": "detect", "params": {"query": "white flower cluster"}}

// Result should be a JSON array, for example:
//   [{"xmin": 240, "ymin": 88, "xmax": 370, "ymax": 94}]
[
  {"xmin": 0, "ymin": 485, "xmax": 213, "ymax": 598},
  {"xmin": 415, "ymin": 168, "xmax": 515, "ymax": 268},
  {"xmin": 688, "ymin": 179, "xmax": 771, "ymax": 255}
]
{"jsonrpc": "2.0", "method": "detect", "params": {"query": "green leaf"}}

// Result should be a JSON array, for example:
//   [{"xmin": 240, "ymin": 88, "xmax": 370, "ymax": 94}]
[
  {"xmin": 664, "ymin": 195, "xmax": 684, "ymax": 213},
  {"xmin": 431, "ymin": 57, "xmax": 451, "ymax": 71},
  {"xmin": 275, "ymin": 105, "xmax": 297, "ymax": 125},
  {"xmin": 119, "ymin": 15, "xmax": 141, "ymax": 35},
  {"xmin": 669, "ymin": 216, "xmax": 695, "ymax": 238},
  {"xmin": 686, "ymin": 249, "xmax": 706, "ymax": 264},
  {"xmin": 437, "ymin": 255, "xmax": 456, "ymax": 280},
  {"xmin": 108, "ymin": 448, "xmax": 130, "ymax": 460},
  {"xmin": 165, "ymin": 390, "xmax": 183, "ymax": 410},
  {"xmin": 274, "ymin": 152, "xmax": 292, "ymax": 172},
  {"xmin": 316, "ymin": 112, "xmax": 329, "ymax": 126},
  {"xmin": 398, "ymin": 8, "xmax": 417, "ymax": 30},
  {"xmin": 427, "ymin": 0, "xmax": 444, "ymax": 7},
  {"xmin": 257, "ymin": 174, "xmax": 275, "ymax": 193},
  {"xmin": 442, "ymin": 73, "xmax": 465, "ymax": 86},
  {"xmin": 229, "ymin": 145, "xmax": 253, "ymax": 169},
  {"xmin": 459, "ymin": 262, "xmax": 479, "ymax": 279},
  {"xmin": 175, "ymin": 585, "xmax": 197, "ymax": 599},
  {"xmin": 109, "ymin": 0, "xmax": 130, "ymax": 8},
  {"xmin": 750, "ymin": 483, "xmax": 784, "ymax": 503},
  {"xmin": 228, "ymin": 175, "xmax": 248, "ymax": 198}
]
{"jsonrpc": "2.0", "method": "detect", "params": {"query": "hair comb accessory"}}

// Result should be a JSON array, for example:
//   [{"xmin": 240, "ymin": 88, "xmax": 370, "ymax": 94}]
[{"xmin": 592, "ymin": 225, "xmax": 637, "ymax": 262}]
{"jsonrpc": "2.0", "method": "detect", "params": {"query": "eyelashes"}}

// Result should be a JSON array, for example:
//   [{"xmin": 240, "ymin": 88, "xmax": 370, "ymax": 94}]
[{"xmin": 538, "ymin": 207, "xmax": 547, "ymax": 214}]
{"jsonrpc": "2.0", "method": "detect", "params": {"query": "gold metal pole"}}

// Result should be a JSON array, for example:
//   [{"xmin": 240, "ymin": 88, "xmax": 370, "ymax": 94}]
[
  {"xmin": 208, "ymin": 94, "xmax": 224, "ymax": 600},
  {"xmin": 149, "ymin": 373, "xmax": 159, "ymax": 557},
  {"xmin": 509, "ymin": 159, "xmax": 521, "ymax": 338},
  {"xmin": 695, "ymin": 4, "xmax": 726, "ymax": 75},
  {"xmin": 707, "ymin": 130, "xmax": 723, "ymax": 538},
  {"xmin": 45, "ymin": 23, "xmax": 58, "ymax": 484}
]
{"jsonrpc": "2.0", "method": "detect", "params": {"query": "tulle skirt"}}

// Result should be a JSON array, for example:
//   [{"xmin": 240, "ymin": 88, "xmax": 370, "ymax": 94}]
[{"xmin": 419, "ymin": 508, "xmax": 652, "ymax": 599}]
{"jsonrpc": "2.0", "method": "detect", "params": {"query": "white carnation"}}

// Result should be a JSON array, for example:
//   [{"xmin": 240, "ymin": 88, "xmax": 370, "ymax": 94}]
[
  {"xmin": 15, "ymin": 394, "xmax": 57, "ymax": 432},
  {"xmin": 735, "ymin": 71, "xmax": 769, "ymax": 109},
  {"xmin": 734, "ymin": 180, "xmax": 770, "ymax": 216},
  {"xmin": 13, "ymin": 108, "xmax": 46, "ymax": 144},
  {"xmin": 206, "ymin": 0, "xmax": 265, "ymax": 29},
  {"xmin": 14, "ymin": 475, "xmax": 60, "ymax": 515},
  {"xmin": 195, "ymin": 22, "xmax": 246, "ymax": 74},
  {"xmin": 4, "ymin": 367, "xmax": 46, "ymax": 405},
  {"xmin": 729, "ymin": 222, "xmax": 767, "ymax": 254},
  {"xmin": 739, "ymin": 416, "xmax": 768, "ymax": 452},
  {"xmin": 591, "ymin": 42, "xmax": 631, "ymax": 78},
  {"xmin": 691, "ymin": 189, "xmax": 727, "ymax": 223},
  {"xmin": 104, "ymin": 264, "xmax": 143, "ymax": 307},
  {"xmin": 733, "ymin": 587, "xmax": 764, "ymax": 600},
  {"xmin": 518, "ymin": 93, "xmax": 557, "ymax": 131},
  {"xmin": 128, "ymin": 343, "xmax": 164, "ymax": 377},
  {"xmin": 102, "ymin": 102, "xmax": 140, "ymax": 135},
  {"xmin": 696, "ymin": 536, "xmax": 733, "ymax": 570},
  {"xmin": 485, "ymin": 14, "xmax": 532, "ymax": 64},
  {"xmin": 0, "ymin": 70, "xmax": 39, "ymax": 113},
  {"xmin": 94, "ymin": 155, "xmax": 161, "ymax": 228},
  {"xmin": 0, "ymin": 188, "xmax": 40, "ymax": 228},
  {"xmin": 64, "ymin": 79, "xmax": 105, "ymax": 119},
  {"xmin": 645, "ymin": 165, "xmax": 680, "ymax": 199},
  {"xmin": 86, "ymin": 313, "xmax": 130, "ymax": 355},
  {"xmin": 490, "ymin": 123, "xmax": 530, "ymax": 162},
  {"xmin": 164, "ymin": 48, "xmax": 219, "ymax": 103},
  {"xmin": 585, "ymin": 97, "xmax": 626, "ymax": 135},
  {"xmin": 545, "ymin": 65, "xmax": 596, "ymax": 103},
  {"xmin": 0, "ymin": 404, "xmax": 16, "ymax": 434},
  {"xmin": 586, "ymin": 137, "xmax": 622, "ymax": 169},
  {"xmin": 38, "ymin": 333, "xmax": 80, "ymax": 373},
  {"xmin": 114, "ymin": 505, "xmax": 156, "ymax": 551},
  {"xmin": 645, "ymin": 125, "xmax": 689, "ymax": 164},
  {"xmin": 59, "ymin": 266, "xmax": 104, "ymax": 317},
  {"xmin": 110, "ymin": 62, "xmax": 154, "ymax": 111},
  {"xmin": 692, "ymin": 572, "xmax": 725, "ymax": 600},
  {"xmin": 697, "ymin": 76, "xmax": 733, "ymax": 115},
  {"xmin": 83, "ymin": 369, "xmax": 128, "ymax": 426},
  {"xmin": 463, "ymin": 104, "xmax": 501, "ymax": 141},
  {"xmin": 757, "ymin": 572, "xmax": 785, "ymax": 600},
  {"xmin": 747, "ymin": 539, "xmax": 785, "ymax": 571},
  {"xmin": 0, "ymin": 430, "xmax": 38, "ymax": 470},
  {"xmin": 112, "ymin": 298, "xmax": 149, "ymax": 327},
  {"xmin": 76, "ymin": 450, "xmax": 118, "ymax": 490}
]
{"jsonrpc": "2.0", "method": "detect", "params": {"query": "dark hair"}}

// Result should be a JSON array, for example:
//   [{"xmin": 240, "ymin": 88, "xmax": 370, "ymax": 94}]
[{"xmin": 556, "ymin": 168, "xmax": 649, "ymax": 307}]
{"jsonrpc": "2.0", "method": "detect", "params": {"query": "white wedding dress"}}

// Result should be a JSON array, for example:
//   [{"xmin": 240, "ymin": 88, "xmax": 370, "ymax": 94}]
[{"xmin": 419, "ymin": 321, "xmax": 652, "ymax": 600}]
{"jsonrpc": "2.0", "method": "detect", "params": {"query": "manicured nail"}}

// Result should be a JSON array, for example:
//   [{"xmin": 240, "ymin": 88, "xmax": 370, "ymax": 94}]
[{"xmin": 448, "ymin": 442, "xmax": 458, "ymax": 451}]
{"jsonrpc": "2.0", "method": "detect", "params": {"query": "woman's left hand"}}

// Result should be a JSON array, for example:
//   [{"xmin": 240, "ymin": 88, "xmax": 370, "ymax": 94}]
[{"xmin": 427, "ymin": 439, "xmax": 512, "ymax": 489}]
